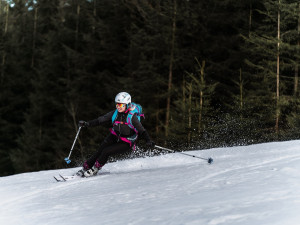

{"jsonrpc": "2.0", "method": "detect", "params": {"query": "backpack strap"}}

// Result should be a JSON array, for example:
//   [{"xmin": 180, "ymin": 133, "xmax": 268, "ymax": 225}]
[
  {"xmin": 110, "ymin": 128, "xmax": 138, "ymax": 151},
  {"xmin": 125, "ymin": 103, "xmax": 144, "ymax": 132},
  {"xmin": 110, "ymin": 128, "xmax": 133, "ymax": 146},
  {"xmin": 126, "ymin": 112, "xmax": 138, "ymax": 133},
  {"xmin": 112, "ymin": 109, "xmax": 118, "ymax": 124},
  {"xmin": 112, "ymin": 109, "xmax": 134, "ymax": 128}
]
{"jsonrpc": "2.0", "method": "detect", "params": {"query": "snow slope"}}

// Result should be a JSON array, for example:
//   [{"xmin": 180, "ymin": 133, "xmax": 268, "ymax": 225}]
[{"xmin": 1, "ymin": 141, "xmax": 300, "ymax": 225}]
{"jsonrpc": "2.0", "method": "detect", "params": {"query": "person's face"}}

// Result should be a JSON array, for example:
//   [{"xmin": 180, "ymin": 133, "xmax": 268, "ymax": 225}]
[{"xmin": 116, "ymin": 103, "xmax": 126, "ymax": 112}]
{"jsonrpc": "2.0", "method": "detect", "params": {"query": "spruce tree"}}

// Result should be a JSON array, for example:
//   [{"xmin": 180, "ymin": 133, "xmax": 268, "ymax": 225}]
[
  {"xmin": 243, "ymin": 0, "xmax": 300, "ymax": 137},
  {"xmin": 11, "ymin": 0, "xmax": 69, "ymax": 172},
  {"xmin": 0, "ymin": 1, "xmax": 35, "ymax": 175}
]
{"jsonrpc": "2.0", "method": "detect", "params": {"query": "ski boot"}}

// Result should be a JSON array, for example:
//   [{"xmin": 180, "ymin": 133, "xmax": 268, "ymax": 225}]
[
  {"xmin": 76, "ymin": 161, "xmax": 89, "ymax": 177},
  {"xmin": 83, "ymin": 161, "xmax": 103, "ymax": 177},
  {"xmin": 76, "ymin": 169, "xmax": 87, "ymax": 177}
]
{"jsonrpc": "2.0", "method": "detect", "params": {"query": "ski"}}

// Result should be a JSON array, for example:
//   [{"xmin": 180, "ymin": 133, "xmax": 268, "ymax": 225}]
[
  {"xmin": 53, "ymin": 176, "xmax": 62, "ymax": 182},
  {"xmin": 59, "ymin": 174, "xmax": 67, "ymax": 181},
  {"xmin": 53, "ymin": 171, "xmax": 110, "ymax": 182},
  {"xmin": 53, "ymin": 174, "xmax": 79, "ymax": 182}
]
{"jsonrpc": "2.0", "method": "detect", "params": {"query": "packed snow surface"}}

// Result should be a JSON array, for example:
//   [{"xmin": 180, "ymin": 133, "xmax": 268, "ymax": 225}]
[{"xmin": 1, "ymin": 141, "xmax": 300, "ymax": 225}]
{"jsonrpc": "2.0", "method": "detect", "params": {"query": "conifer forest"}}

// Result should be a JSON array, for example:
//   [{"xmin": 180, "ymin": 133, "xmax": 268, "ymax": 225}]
[{"xmin": 1, "ymin": 0, "xmax": 300, "ymax": 176}]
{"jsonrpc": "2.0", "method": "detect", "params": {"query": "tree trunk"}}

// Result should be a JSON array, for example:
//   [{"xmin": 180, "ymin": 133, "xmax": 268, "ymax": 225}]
[
  {"xmin": 198, "ymin": 60, "xmax": 205, "ymax": 134},
  {"xmin": 1, "ymin": 3, "xmax": 9, "ymax": 83},
  {"xmin": 1, "ymin": 52, "xmax": 5, "ymax": 84},
  {"xmin": 294, "ymin": 2, "xmax": 300, "ymax": 96},
  {"xmin": 4, "ymin": 3, "xmax": 9, "ymax": 34},
  {"xmin": 187, "ymin": 83, "xmax": 192, "ymax": 145},
  {"xmin": 0, "ymin": 0, "xmax": 1, "ymax": 17},
  {"xmin": 275, "ymin": 0, "xmax": 280, "ymax": 134},
  {"xmin": 75, "ymin": 3, "xmax": 80, "ymax": 50},
  {"xmin": 93, "ymin": 0, "xmax": 97, "ymax": 17},
  {"xmin": 31, "ymin": 7, "xmax": 38, "ymax": 68},
  {"xmin": 92, "ymin": 0, "xmax": 96, "ymax": 34},
  {"xmin": 182, "ymin": 77, "xmax": 186, "ymax": 124},
  {"xmin": 165, "ymin": 0, "xmax": 176, "ymax": 138},
  {"xmin": 239, "ymin": 68, "xmax": 243, "ymax": 110},
  {"xmin": 155, "ymin": 108, "xmax": 159, "ymax": 136},
  {"xmin": 249, "ymin": 0, "xmax": 252, "ymax": 37}
]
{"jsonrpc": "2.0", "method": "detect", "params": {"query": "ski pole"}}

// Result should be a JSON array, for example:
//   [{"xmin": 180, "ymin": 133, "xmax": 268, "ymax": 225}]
[
  {"xmin": 154, "ymin": 145, "xmax": 213, "ymax": 164},
  {"xmin": 64, "ymin": 126, "xmax": 82, "ymax": 164}
]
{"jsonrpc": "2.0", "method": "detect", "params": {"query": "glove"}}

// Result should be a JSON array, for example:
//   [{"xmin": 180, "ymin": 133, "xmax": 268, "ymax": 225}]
[
  {"xmin": 78, "ymin": 120, "xmax": 89, "ymax": 127},
  {"xmin": 146, "ymin": 140, "xmax": 156, "ymax": 150},
  {"xmin": 140, "ymin": 130, "xmax": 155, "ymax": 150}
]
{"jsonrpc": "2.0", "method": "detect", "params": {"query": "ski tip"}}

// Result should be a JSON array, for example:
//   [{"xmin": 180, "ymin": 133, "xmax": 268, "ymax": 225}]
[
  {"xmin": 53, "ymin": 176, "xmax": 64, "ymax": 182},
  {"xmin": 59, "ymin": 174, "xmax": 67, "ymax": 181}
]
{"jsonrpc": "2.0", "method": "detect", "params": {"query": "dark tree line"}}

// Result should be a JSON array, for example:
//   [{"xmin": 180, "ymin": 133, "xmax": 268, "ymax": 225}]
[{"xmin": 1, "ymin": 0, "xmax": 300, "ymax": 176}]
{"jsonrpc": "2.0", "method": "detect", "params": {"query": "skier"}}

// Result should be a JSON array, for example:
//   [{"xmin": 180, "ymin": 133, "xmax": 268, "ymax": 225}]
[{"xmin": 76, "ymin": 92, "xmax": 155, "ymax": 177}]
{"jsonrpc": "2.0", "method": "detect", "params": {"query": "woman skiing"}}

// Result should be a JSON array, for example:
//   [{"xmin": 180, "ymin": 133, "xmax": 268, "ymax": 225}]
[{"xmin": 76, "ymin": 92, "xmax": 155, "ymax": 177}]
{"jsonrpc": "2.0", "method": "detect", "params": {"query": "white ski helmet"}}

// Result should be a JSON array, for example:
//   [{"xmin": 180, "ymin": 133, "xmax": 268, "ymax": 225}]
[{"xmin": 115, "ymin": 92, "xmax": 131, "ymax": 104}]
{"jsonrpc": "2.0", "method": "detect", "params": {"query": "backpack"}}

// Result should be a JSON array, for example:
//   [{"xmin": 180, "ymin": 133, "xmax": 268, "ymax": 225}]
[{"xmin": 111, "ymin": 102, "xmax": 144, "ymax": 133}]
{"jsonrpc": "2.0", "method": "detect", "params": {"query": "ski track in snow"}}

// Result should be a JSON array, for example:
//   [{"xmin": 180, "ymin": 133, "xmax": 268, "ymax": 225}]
[{"xmin": 0, "ymin": 141, "xmax": 300, "ymax": 225}]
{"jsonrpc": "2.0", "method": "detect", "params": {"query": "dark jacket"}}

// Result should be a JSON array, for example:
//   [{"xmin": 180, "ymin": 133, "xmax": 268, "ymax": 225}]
[{"xmin": 87, "ymin": 110, "xmax": 151, "ymax": 142}]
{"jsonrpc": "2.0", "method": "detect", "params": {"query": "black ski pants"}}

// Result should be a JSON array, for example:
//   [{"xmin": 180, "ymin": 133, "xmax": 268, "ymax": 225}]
[{"xmin": 85, "ymin": 133, "xmax": 132, "ymax": 168}]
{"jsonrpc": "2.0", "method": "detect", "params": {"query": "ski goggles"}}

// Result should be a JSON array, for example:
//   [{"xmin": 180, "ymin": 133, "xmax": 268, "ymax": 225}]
[{"xmin": 116, "ymin": 103, "xmax": 126, "ymax": 108}]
